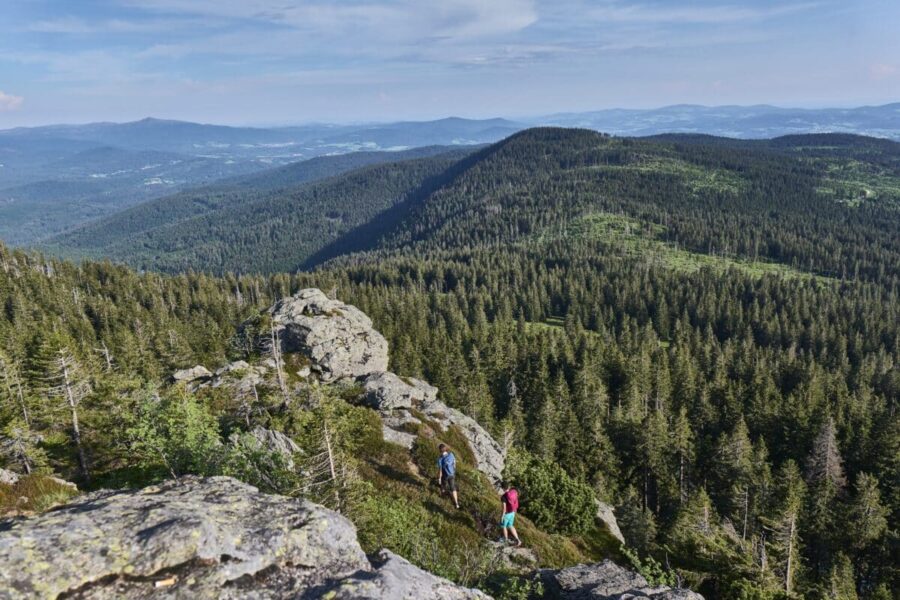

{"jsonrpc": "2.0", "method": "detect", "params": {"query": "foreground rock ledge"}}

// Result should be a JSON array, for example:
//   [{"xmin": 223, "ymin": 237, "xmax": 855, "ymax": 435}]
[
  {"xmin": 0, "ymin": 477, "xmax": 487, "ymax": 600},
  {"xmin": 542, "ymin": 560, "xmax": 704, "ymax": 600}
]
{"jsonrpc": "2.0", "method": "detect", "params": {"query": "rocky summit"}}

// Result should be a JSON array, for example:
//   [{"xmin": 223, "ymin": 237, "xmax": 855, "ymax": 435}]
[
  {"xmin": 268, "ymin": 288, "xmax": 389, "ymax": 382},
  {"xmin": 0, "ymin": 477, "xmax": 488, "ymax": 599}
]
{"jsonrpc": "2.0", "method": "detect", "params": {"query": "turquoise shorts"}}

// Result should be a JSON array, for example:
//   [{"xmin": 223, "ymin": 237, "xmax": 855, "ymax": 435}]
[{"xmin": 501, "ymin": 512, "xmax": 516, "ymax": 528}]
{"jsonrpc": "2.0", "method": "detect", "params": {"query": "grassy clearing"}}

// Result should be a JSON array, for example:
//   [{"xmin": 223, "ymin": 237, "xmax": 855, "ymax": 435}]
[
  {"xmin": 813, "ymin": 158, "xmax": 900, "ymax": 206},
  {"xmin": 558, "ymin": 212, "xmax": 826, "ymax": 280},
  {"xmin": 579, "ymin": 154, "xmax": 745, "ymax": 196},
  {"xmin": 627, "ymin": 155, "xmax": 746, "ymax": 195}
]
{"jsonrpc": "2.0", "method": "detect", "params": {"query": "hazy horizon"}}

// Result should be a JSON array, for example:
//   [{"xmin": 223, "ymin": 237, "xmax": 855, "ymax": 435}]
[
  {"xmin": 2, "ymin": 101, "xmax": 899, "ymax": 131},
  {"xmin": 2, "ymin": 0, "xmax": 899, "ymax": 128}
]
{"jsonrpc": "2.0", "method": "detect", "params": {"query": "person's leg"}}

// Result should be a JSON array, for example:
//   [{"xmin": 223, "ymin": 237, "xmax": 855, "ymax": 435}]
[
  {"xmin": 509, "ymin": 525, "xmax": 521, "ymax": 545},
  {"xmin": 452, "ymin": 490, "xmax": 459, "ymax": 508},
  {"xmin": 502, "ymin": 526, "xmax": 509, "ymax": 542}
]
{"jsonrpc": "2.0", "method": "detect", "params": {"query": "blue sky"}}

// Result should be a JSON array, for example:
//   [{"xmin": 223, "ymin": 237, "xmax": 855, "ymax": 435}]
[{"xmin": 1, "ymin": 0, "xmax": 897, "ymax": 126}]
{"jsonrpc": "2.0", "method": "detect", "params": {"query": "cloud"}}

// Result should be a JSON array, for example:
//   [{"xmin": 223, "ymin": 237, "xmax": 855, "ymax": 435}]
[
  {"xmin": 29, "ymin": 16, "xmax": 212, "ymax": 34},
  {"xmin": 870, "ymin": 63, "xmax": 898, "ymax": 80},
  {"xmin": 0, "ymin": 91, "xmax": 24, "ymax": 111},
  {"xmin": 120, "ymin": 0, "xmax": 537, "ymax": 39},
  {"xmin": 588, "ymin": 1, "xmax": 819, "ymax": 25}
]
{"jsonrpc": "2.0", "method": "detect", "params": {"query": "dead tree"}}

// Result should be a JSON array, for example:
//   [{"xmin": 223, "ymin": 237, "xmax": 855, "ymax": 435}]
[
  {"xmin": 0, "ymin": 353, "xmax": 30, "ymax": 426},
  {"xmin": 261, "ymin": 321, "xmax": 290, "ymax": 404},
  {"xmin": 47, "ymin": 349, "xmax": 91, "ymax": 481}
]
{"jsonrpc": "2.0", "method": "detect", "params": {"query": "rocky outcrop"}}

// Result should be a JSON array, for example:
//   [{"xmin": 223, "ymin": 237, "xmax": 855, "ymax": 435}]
[
  {"xmin": 324, "ymin": 550, "xmax": 490, "ymax": 599},
  {"xmin": 210, "ymin": 360, "xmax": 268, "ymax": 392},
  {"xmin": 361, "ymin": 372, "xmax": 436, "ymax": 411},
  {"xmin": 244, "ymin": 289, "xmax": 503, "ymax": 486},
  {"xmin": 542, "ymin": 560, "xmax": 703, "ymax": 600},
  {"xmin": 0, "ymin": 467, "xmax": 19, "ymax": 485},
  {"xmin": 491, "ymin": 542, "xmax": 539, "ymax": 574},
  {"xmin": 0, "ymin": 476, "xmax": 488, "ymax": 599},
  {"xmin": 419, "ymin": 399, "xmax": 505, "ymax": 487},
  {"xmin": 268, "ymin": 288, "xmax": 389, "ymax": 382},
  {"xmin": 594, "ymin": 500, "xmax": 625, "ymax": 545},
  {"xmin": 229, "ymin": 427, "xmax": 302, "ymax": 470},
  {"xmin": 172, "ymin": 365, "xmax": 212, "ymax": 383},
  {"xmin": 356, "ymin": 372, "xmax": 504, "ymax": 486}
]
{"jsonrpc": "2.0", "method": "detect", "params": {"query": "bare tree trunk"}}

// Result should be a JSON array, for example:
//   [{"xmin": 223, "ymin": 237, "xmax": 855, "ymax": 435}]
[
  {"xmin": 3, "ymin": 366, "xmax": 30, "ymax": 427},
  {"xmin": 62, "ymin": 361, "xmax": 89, "ymax": 481},
  {"xmin": 759, "ymin": 532, "xmax": 768, "ymax": 574},
  {"xmin": 323, "ymin": 421, "xmax": 340, "ymax": 509},
  {"xmin": 270, "ymin": 324, "xmax": 290, "ymax": 403},
  {"xmin": 98, "ymin": 342, "xmax": 113, "ymax": 372},
  {"xmin": 785, "ymin": 513, "xmax": 796, "ymax": 594},
  {"xmin": 742, "ymin": 487, "xmax": 750, "ymax": 540}
]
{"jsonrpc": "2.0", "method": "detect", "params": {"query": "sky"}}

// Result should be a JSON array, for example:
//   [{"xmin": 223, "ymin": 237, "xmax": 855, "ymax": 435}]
[{"xmin": 0, "ymin": 0, "xmax": 898, "ymax": 127}]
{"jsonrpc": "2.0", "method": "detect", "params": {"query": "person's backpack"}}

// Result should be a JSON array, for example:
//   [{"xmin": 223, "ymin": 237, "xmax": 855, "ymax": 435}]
[{"xmin": 505, "ymin": 488, "xmax": 519, "ymax": 512}]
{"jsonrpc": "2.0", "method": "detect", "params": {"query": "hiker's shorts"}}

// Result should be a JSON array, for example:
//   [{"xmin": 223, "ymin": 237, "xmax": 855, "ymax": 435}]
[
  {"xmin": 442, "ymin": 476, "xmax": 458, "ymax": 492},
  {"xmin": 501, "ymin": 512, "xmax": 516, "ymax": 528}
]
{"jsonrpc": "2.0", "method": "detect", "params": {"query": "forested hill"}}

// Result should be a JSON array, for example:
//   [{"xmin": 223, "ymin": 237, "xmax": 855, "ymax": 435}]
[
  {"xmin": 369, "ymin": 128, "xmax": 900, "ymax": 284},
  {"xmin": 46, "ymin": 128, "xmax": 900, "ymax": 285}
]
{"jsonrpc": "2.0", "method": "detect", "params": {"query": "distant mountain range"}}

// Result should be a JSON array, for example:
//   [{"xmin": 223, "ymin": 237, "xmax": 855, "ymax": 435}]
[
  {"xmin": 0, "ymin": 117, "xmax": 513, "ymax": 244},
  {"xmin": 533, "ymin": 103, "xmax": 900, "ymax": 140}
]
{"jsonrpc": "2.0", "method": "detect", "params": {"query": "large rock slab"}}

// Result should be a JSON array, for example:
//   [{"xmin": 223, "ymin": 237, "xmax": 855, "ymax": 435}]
[
  {"xmin": 0, "ymin": 467, "xmax": 19, "ymax": 485},
  {"xmin": 322, "ymin": 550, "xmax": 490, "ymax": 599},
  {"xmin": 595, "ymin": 500, "xmax": 625, "ymax": 545},
  {"xmin": 0, "ymin": 476, "xmax": 491, "ymax": 600},
  {"xmin": 362, "ymin": 372, "xmax": 438, "ymax": 411},
  {"xmin": 172, "ymin": 365, "xmax": 212, "ymax": 383},
  {"xmin": 542, "ymin": 560, "xmax": 703, "ymax": 600},
  {"xmin": 268, "ymin": 289, "xmax": 389, "ymax": 382},
  {"xmin": 0, "ymin": 476, "xmax": 366, "ymax": 599}
]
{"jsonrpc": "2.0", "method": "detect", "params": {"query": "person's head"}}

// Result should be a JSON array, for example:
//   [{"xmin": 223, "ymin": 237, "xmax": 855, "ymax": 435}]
[
  {"xmin": 438, "ymin": 443, "xmax": 448, "ymax": 455},
  {"xmin": 502, "ymin": 480, "xmax": 513, "ymax": 491}
]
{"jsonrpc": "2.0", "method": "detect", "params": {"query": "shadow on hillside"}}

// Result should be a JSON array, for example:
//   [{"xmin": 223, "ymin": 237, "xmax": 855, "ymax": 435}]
[
  {"xmin": 372, "ymin": 463, "xmax": 421, "ymax": 488},
  {"xmin": 299, "ymin": 140, "xmax": 509, "ymax": 270}
]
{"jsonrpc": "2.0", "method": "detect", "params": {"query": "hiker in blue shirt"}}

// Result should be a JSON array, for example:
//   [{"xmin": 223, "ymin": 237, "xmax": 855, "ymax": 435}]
[{"xmin": 437, "ymin": 443, "xmax": 460, "ymax": 509}]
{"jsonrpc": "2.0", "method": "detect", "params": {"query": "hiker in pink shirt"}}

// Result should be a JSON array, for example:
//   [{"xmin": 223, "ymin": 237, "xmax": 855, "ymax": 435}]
[{"xmin": 499, "ymin": 481, "xmax": 522, "ymax": 546}]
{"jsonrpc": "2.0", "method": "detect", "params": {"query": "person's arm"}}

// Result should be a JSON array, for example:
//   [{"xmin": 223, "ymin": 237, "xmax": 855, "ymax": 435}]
[{"xmin": 437, "ymin": 457, "xmax": 442, "ymax": 485}]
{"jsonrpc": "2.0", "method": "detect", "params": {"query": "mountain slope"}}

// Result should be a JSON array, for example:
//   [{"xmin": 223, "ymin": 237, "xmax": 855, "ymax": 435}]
[
  {"xmin": 317, "ymin": 129, "xmax": 900, "ymax": 284},
  {"xmin": 48, "ymin": 147, "xmax": 474, "ymax": 273},
  {"xmin": 49, "ymin": 145, "xmax": 472, "ymax": 256}
]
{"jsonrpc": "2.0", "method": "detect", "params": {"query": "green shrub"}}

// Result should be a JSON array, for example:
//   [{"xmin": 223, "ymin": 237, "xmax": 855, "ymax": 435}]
[
  {"xmin": 126, "ymin": 388, "xmax": 223, "ymax": 479},
  {"xmin": 504, "ymin": 449, "xmax": 595, "ymax": 535},
  {"xmin": 491, "ymin": 575, "xmax": 545, "ymax": 600},
  {"xmin": 621, "ymin": 545, "xmax": 677, "ymax": 588},
  {"xmin": 222, "ymin": 431, "xmax": 299, "ymax": 494},
  {"xmin": 353, "ymin": 492, "xmax": 437, "ymax": 557}
]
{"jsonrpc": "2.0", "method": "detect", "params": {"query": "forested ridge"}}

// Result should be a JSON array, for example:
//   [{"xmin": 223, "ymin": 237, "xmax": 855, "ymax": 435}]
[
  {"xmin": 46, "ymin": 145, "xmax": 475, "ymax": 271},
  {"xmin": 2, "ymin": 128, "xmax": 898, "ymax": 599}
]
